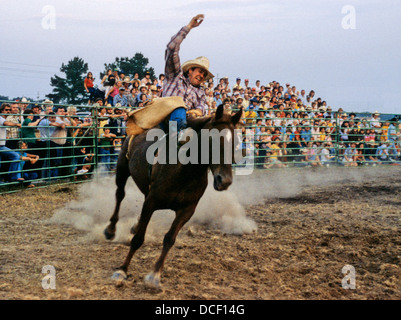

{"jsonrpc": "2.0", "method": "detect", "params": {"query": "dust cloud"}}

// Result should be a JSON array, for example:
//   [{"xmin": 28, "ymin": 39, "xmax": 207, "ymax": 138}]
[{"xmin": 50, "ymin": 166, "xmax": 383, "ymax": 242}]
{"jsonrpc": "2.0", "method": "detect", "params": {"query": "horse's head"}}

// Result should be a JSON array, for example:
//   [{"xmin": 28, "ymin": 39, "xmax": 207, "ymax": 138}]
[{"xmin": 192, "ymin": 105, "xmax": 242, "ymax": 191}]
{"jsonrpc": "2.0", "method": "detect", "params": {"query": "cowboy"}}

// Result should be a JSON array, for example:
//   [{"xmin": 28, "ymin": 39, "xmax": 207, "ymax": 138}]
[{"xmin": 162, "ymin": 14, "xmax": 214, "ymax": 136}]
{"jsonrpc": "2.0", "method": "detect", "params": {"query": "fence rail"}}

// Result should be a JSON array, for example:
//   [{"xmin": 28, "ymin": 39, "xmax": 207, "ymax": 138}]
[{"xmin": 1, "ymin": 99, "xmax": 400, "ymax": 194}]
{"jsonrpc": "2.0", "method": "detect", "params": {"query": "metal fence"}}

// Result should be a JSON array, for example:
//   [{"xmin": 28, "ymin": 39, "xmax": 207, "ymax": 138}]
[{"xmin": 1, "ymin": 99, "xmax": 400, "ymax": 194}]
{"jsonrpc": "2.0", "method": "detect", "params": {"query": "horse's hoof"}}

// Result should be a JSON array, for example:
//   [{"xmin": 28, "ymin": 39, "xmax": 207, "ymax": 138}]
[
  {"xmin": 104, "ymin": 228, "xmax": 115, "ymax": 241},
  {"xmin": 111, "ymin": 270, "xmax": 127, "ymax": 281},
  {"xmin": 144, "ymin": 272, "xmax": 161, "ymax": 289}
]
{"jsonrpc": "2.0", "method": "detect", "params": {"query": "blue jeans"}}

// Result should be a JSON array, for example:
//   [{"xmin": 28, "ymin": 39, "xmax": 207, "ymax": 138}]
[
  {"xmin": 0, "ymin": 145, "xmax": 21, "ymax": 181},
  {"xmin": 98, "ymin": 148, "xmax": 111, "ymax": 171},
  {"xmin": 169, "ymin": 107, "xmax": 187, "ymax": 131}
]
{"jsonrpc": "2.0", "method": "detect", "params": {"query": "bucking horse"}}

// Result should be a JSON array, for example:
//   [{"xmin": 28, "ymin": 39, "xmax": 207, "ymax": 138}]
[{"xmin": 104, "ymin": 99, "xmax": 242, "ymax": 288}]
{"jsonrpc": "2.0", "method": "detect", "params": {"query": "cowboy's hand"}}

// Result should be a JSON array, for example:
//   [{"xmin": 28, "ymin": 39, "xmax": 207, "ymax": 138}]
[{"xmin": 187, "ymin": 14, "xmax": 204, "ymax": 30}]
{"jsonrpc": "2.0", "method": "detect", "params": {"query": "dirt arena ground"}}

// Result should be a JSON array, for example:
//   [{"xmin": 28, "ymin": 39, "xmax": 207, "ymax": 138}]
[{"xmin": 1, "ymin": 166, "xmax": 400, "ymax": 300}]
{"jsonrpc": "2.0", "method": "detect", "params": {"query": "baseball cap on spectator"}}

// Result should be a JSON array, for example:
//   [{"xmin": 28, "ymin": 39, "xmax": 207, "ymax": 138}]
[
  {"xmin": 373, "ymin": 111, "xmax": 380, "ymax": 115},
  {"xmin": 214, "ymin": 92, "xmax": 220, "ymax": 96},
  {"xmin": 236, "ymin": 77, "xmax": 241, "ymax": 81},
  {"xmin": 244, "ymin": 79, "xmax": 249, "ymax": 82},
  {"xmin": 119, "ymin": 87, "xmax": 125, "ymax": 91}
]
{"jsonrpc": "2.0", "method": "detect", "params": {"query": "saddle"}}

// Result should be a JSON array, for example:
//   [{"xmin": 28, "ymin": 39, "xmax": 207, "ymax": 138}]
[{"xmin": 125, "ymin": 96, "xmax": 186, "ymax": 160}]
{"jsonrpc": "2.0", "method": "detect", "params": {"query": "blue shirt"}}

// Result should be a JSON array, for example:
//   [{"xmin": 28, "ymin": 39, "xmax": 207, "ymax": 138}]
[
  {"xmin": 376, "ymin": 144, "xmax": 388, "ymax": 159},
  {"xmin": 388, "ymin": 124, "xmax": 396, "ymax": 141},
  {"xmin": 301, "ymin": 129, "xmax": 311, "ymax": 142},
  {"xmin": 38, "ymin": 118, "xmax": 56, "ymax": 141},
  {"xmin": 113, "ymin": 94, "xmax": 128, "ymax": 107}
]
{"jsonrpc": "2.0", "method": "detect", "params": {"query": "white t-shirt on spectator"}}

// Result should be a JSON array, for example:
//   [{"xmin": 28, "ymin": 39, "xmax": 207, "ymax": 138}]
[
  {"xmin": 0, "ymin": 117, "xmax": 6, "ymax": 146},
  {"xmin": 320, "ymin": 148, "xmax": 330, "ymax": 162}
]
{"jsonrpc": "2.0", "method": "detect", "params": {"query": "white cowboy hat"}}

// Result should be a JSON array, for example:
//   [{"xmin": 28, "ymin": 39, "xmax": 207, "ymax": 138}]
[{"xmin": 181, "ymin": 56, "xmax": 214, "ymax": 81}]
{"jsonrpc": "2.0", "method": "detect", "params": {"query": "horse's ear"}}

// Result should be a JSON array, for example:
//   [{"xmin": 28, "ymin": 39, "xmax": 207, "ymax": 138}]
[
  {"xmin": 215, "ymin": 104, "xmax": 224, "ymax": 121},
  {"xmin": 231, "ymin": 107, "xmax": 243, "ymax": 126}
]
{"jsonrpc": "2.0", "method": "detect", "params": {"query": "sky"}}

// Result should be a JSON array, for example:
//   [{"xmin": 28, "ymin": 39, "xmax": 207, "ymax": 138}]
[{"xmin": 0, "ymin": 0, "xmax": 400, "ymax": 114}]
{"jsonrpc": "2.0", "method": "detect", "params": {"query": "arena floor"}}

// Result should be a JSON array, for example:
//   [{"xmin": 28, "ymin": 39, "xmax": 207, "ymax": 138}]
[{"xmin": 1, "ymin": 166, "xmax": 400, "ymax": 300}]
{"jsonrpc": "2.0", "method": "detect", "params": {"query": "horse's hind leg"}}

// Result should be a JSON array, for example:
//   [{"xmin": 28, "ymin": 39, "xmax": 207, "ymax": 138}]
[
  {"xmin": 112, "ymin": 198, "xmax": 156, "ymax": 280},
  {"xmin": 145, "ymin": 204, "xmax": 196, "ymax": 288},
  {"xmin": 104, "ymin": 159, "xmax": 130, "ymax": 240}
]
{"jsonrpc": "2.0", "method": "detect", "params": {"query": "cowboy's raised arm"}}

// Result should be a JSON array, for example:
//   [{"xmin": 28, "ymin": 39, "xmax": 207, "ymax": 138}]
[{"xmin": 164, "ymin": 14, "xmax": 204, "ymax": 80}]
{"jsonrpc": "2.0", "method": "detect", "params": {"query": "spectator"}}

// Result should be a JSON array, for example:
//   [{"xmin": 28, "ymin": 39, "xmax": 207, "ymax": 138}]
[
  {"xmin": 98, "ymin": 125, "xmax": 116, "ymax": 171},
  {"xmin": 99, "ymin": 69, "xmax": 112, "ymax": 98},
  {"xmin": 300, "ymin": 126, "xmax": 311, "ymax": 146},
  {"xmin": 319, "ymin": 142, "xmax": 335, "ymax": 166},
  {"xmin": 17, "ymin": 140, "xmax": 39, "ymax": 187},
  {"xmin": 355, "ymin": 143, "xmax": 366, "ymax": 166},
  {"xmin": 140, "ymin": 71, "xmax": 151, "ymax": 86},
  {"xmin": 294, "ymin": 148, "xmax": 309, "ymax": 167},
  {"xmin": 6, "ymin": 103, "xmax": 21, "ymax": 149},
  {"xmin": 127, "ymin": 88, "xmax": 138, "ymax": 108},
  {"xmin": 232, "ymin": 78, "xmax": 242, "ymax": 91},
  {"xmin": 113, "ymin": 87, "xmax": 128, "ymax": 107},
  {"xmin": 84, "ymin": 72, "xmax": 96, "ymax": 105},
  {"xmin": 74, "ymin": 146, "xmax": 94, "ymax": 179},
  {"xmin": 343, "ymin": 142, "xmax": 358, "ymax": 167},
  {"xmin": 21, "ymin": 109, "xmax": 40, "ymax": 148},
  {"xmin": 376, "ymin": 141, "xmax": 391, "ymax": 164},
  {"xmin": 263, "ymin": 139, "xmax": 286, "ymax": 168},
  {"xmin": 30, "ymin": 104, "xmax": 42, "ymax": 122},
  {"xmin": 369, "ymin": 111, "xmax": 382, "ymax": 132},
  {"xmin": 0, "ymin": 103, "xmax": 23, "ymax": 182},
  {"xmin": 305, "ymin": 141, "xmax": 323, "ymax": 166},
  {"xmin": 105, "ymin": 81, "xmax": 121, "ymax": 106}
]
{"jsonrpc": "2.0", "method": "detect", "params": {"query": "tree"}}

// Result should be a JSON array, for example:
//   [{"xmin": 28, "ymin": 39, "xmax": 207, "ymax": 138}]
[
  {"xmin": 0, "ymin": 95, "xmax": 9, "ymax": 102},
  {"xmin": 102, "ymin": 53, "xmax": 156, "ymax": 81},
  {"xmin": 47, "ymin": 57, "xmax": 88, "ymax": 105}
]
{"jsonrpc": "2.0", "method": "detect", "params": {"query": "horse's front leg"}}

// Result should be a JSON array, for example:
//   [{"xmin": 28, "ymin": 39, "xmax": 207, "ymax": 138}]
[
  {"xmin": 111, "ymin": 198, "xmax": 156, "ymax": 281},
  {"xmin": 144, "ymin": 204, "xmax": 197, "ymax": 288}
]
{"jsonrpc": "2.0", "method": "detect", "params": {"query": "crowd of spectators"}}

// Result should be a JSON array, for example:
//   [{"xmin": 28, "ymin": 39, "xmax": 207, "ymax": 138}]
[{"xmin": 1, "ymin": 71, "xmax": 401, "ymax": 187}]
